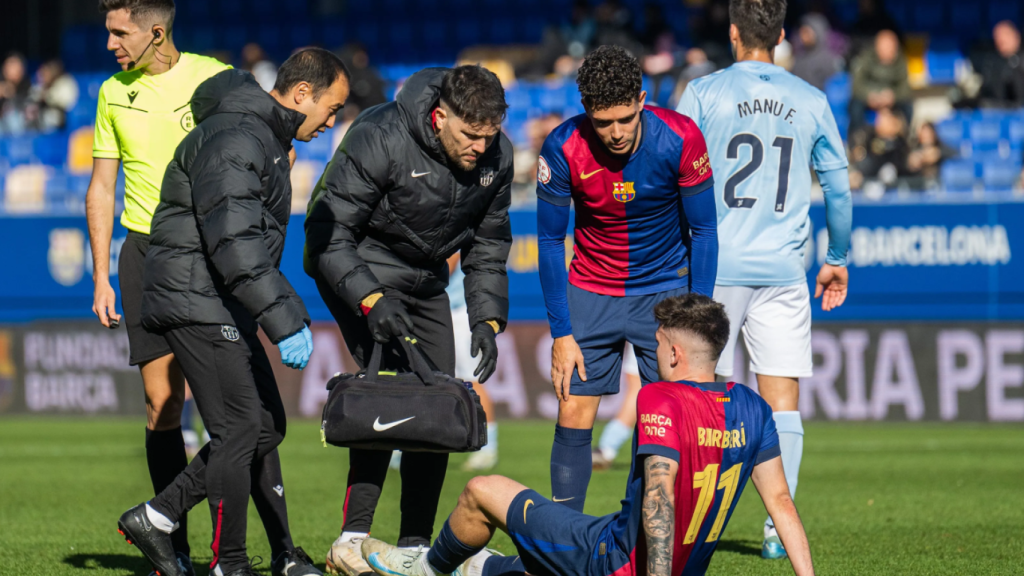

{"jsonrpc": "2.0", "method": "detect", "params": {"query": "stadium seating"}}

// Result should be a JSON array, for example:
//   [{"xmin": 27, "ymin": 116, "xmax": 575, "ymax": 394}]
[{"xmin": 8, "ymin": 0, "xmax": 1024, "ymax": 215}]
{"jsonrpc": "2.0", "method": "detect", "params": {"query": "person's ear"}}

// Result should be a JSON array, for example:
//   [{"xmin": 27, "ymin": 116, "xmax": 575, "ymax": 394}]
[
  {"xmin": 637, "ymin": 90, "xmax": 647, "ymax": 110},
  {"xmin": 152, "ymin": 25, "xmax": 165, "ymax": 45},
  {"xmin": 778, "ymin": 28, "xmax": 786, "ymax": 46},
  {"xmin": 294, "ymin": 81, "xmax": 311, "ymax": 105},
  {"xmin": 434, "ymin": 106, "xmax": 448, "ymax": 131},
  {"xmin": 729, "ymin": 23, "xmax": 740, "ymax": 46}
]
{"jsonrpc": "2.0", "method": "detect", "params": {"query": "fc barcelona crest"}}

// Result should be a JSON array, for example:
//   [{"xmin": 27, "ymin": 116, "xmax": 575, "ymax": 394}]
[
  {"xmin": 480, "ymin": 167, "xmax": 496, "ymax": 187},
  {"xmin": 612, "ymin": 181, "xmax": 636, "ymax": 202}
]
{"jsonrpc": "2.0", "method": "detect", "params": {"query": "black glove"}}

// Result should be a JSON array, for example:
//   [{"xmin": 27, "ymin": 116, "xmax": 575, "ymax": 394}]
[
  {"xmin": 366, "ymin": 297, "xmax": 414, "ymax": 343},
  {"xmin": 470, "ymin": 323, "xmax": 499, "ymax": 383}
]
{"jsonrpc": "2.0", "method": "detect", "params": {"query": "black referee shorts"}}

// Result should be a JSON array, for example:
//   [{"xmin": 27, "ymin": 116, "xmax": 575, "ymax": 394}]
[{"xmin": 118, "ymin": 231, "xmax": 173, "ymax": 366}]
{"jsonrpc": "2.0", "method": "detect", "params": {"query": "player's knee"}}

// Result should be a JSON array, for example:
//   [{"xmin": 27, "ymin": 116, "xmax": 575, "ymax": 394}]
[
  {"xmin": 462, "ymin": 476, "xmax": 498, "ymax": 510},
  {"xmin": 146, "ymin": 391, "xmax": 184, "ymax": 430}
]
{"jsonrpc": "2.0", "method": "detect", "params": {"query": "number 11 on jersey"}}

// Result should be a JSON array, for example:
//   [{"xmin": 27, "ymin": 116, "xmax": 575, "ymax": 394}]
[{"xmin": 682, "ymin": 463, "xmax": 744, "ymax": 544}]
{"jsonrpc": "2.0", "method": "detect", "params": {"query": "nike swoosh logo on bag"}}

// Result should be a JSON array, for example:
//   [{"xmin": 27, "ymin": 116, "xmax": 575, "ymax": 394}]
[
  {"xmin": 411, "ymin": 170, "xmax": 431, "ymax": 178},
  {"xmin": 373, "ymin": 416, "xmax": 416, "ymax": 432}
]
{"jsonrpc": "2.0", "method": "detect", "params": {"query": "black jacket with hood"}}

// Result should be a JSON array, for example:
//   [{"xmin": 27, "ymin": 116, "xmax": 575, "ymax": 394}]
[
  {"xmin": 141, "ymin": 69, "xmax": 310, "ymax": 343},
  {"xmin": 304, "ymin": 67, "xmax": 513, "ymax": 331}
]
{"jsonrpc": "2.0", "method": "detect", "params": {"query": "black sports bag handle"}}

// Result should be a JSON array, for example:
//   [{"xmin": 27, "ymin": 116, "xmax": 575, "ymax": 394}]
[{"xmin": 364, "ymin": 333, "xmax": 437, "ymax": 386}]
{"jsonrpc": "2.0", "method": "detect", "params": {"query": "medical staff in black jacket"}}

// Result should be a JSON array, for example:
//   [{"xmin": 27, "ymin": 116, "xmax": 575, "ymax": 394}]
[
  {"xmin": 117, "ymin": 49, "xmax": 349, "ymax": 576},
  {"xmin": 304, "ymin": 65, "xmax": 513, "ymax": 573}
]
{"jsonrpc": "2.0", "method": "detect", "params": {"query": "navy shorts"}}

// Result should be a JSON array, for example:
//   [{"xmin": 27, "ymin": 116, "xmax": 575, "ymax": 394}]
[
  {"xmin": 506, "ymin": 489, "xmax": 628, "ymax": 576},
  {"xmin": 566, "ymin": 285, "xmax": 690, "ymax": 395}
]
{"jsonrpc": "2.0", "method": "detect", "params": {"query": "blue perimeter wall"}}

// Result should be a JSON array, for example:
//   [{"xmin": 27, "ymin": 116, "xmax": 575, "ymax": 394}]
[{"xmin": 2, "ymin": 200, "xmax": 1021, "ymax": 324}]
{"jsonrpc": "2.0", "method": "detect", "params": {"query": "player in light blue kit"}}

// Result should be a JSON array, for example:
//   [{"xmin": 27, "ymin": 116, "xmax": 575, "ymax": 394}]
[{"xmin": 677, "ymin": 0, "xmax": 852, "ymax": 561}]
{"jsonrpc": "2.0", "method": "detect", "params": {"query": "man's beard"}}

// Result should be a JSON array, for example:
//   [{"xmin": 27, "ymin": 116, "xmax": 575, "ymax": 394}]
[{"xmin": 439, "ymin": 126, "xmax": 477, "ymax": 171}]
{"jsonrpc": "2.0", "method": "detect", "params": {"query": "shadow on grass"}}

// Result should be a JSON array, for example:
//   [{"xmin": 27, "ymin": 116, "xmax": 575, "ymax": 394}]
[
  {"xmin": 63, "ymin": 553, "xmax": 151, "ymax": 573},
  {"xmin": 715, "ymin": 539, "xmax": 762, "ymax": 557}
]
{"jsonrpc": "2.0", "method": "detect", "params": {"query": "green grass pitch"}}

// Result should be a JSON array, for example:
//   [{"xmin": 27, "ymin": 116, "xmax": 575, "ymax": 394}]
[{"xmin": 1, "ymin": 417, "xmax": 1022, "ymax": 575}]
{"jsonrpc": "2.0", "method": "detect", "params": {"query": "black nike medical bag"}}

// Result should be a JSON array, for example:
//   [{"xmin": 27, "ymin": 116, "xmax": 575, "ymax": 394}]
[{"xmin": 320, "ymin": 335, "xmax": 487, "ymax": 453}]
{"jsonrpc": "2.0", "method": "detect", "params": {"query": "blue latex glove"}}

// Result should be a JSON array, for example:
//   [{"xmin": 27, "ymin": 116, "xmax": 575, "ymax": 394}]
[{"xmin": 278, "ymin": 326, "xmax": 313, "ymax": 370}]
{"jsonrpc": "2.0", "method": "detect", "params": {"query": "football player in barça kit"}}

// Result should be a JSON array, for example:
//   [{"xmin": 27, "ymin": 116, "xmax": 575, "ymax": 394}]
[
  {"xmin": 535, "ymin": 46, "xmax": 719, "ymax": 513},
  {"xmin": 360, "ymin": 294, "xmax": 815, "ymax": 576}
]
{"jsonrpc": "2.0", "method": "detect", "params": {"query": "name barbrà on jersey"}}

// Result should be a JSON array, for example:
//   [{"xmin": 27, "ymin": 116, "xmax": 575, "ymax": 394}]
[
  {"xmin": 697, "ymin": 424, "xmax": 747, "ymax": 449},
  {"xmin": 736, "ymin": 98, "xmax": 796, "ymax": 122}
]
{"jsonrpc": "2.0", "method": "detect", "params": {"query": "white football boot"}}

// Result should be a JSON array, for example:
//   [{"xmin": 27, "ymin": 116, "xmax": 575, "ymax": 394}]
[{"xmin": 326, "ymin": 534, "xmax": 373, "ymax": 576}]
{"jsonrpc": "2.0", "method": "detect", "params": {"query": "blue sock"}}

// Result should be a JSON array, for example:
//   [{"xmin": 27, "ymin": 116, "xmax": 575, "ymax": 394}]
[
  {"xmin": 550, "ymin": 425, "xmax": 592, "ymax": 513},
  {"xmin": 598, "ymin": 419, "xmax": 633, "ymax": 459},
  {"xmin": 482, "ymin": 555, "xmax": 525, "ymax": 576},
  {"xmin": 765, "ymin": 411, "xmax": 803, "ymax": 533},
  {"xmin": 426, "ymin": 520, "xmax": 482, "ymax": 574}
]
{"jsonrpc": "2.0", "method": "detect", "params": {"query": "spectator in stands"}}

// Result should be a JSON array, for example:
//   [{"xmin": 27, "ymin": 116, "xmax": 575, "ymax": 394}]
[
  {"xmin": 849, "ymin": 30, "xmax": 912, "ymax": 134},
  {"xmin": 848, "ymin": 108, "xmax": 909, "ymax": 197},
  {"xmin": 671, "ymin": 47, "xmax": 717, "ymax": 103},
  {"xmin": 975, "ymin": 21, "xmax": 1024, "ymax": 108},
  {"xmin": 792, "ymin": 13, "xmax": 842, "ymax": 91},
  {"xmin": 339, "ymin": 43, "xmax": 386, "ymax": 115},
  {"xmin": 906, "ymin": 121, "xmax": 954, "ymax": 191},
  {"xmin": 849, "ymin": 0, "xmax": 900, "ymax": 53},
  {"xmin": 521, "ymin": 0, "xmax": 595, "ymax": 78},
  {"xmin": 241, "ymin": 43, "xmax": 277, "ymax": 91},
  {"xmin": 593, "ymin": 0, "xmax": 639, "ymax": 52},
  {"xmin": 0, "ymin": 53, "xmax": 31, "ymax": 135},
  {"xmin": 28, "ymin": 60, "xmax": 79, "ymax": 132}
]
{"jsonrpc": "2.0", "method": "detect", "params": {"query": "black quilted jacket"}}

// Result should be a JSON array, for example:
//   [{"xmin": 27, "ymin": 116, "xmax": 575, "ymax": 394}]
[
  {"xmin": 141, "ymin": 69, "xmax": 310, "ymax": 343},
  {"xmin": 304, "ymin": 68, "xmax": 513, "ymax": 330}
]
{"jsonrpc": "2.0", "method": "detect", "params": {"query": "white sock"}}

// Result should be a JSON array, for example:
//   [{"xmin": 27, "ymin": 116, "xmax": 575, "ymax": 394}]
[
  {"xmin": 340, "ymin": 531, "xmax": 369, "ymax": 543},
  {"xmin": 145, "ymin": 503, "xmax": 176, "ymax": 533},
  {"xmin": 483, "ymin": 423, "xmax": 498, "ymax": 452},
  {"xmin": 765, "ymin": 411, "xmax": 804, "ymax": 535}
]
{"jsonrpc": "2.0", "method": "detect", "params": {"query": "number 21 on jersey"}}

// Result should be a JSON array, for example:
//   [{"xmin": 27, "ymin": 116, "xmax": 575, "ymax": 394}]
[{"xmin": 723, "ymin": 134, "xmax": 794, "ymax": 213}]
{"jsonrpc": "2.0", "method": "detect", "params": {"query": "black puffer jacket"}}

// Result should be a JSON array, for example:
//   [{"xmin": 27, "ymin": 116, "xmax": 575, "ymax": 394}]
[
  {"xmin": 142, "ymin": 69, "xmax": 310, "ymax": 343},
  {"xmin": 304, "ymin": 68, "xmax": 513, "ymax": 330}
]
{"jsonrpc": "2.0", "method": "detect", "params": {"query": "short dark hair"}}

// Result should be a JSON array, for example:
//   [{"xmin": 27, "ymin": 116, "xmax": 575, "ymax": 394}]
[
  {"xmin": 654, "ymin": 294, "xmax": 730, "ymax": 360},
  {"xmin": 440, "ymin": 65, "xmax": 508, "ymax": 126},
  {"xmin": 273, "ymin": 48, "xmax": 351, "ymax": 101},
  {"xmin": 729, "ymin": 0, "xmax": 787, "ymax": 52},
  {"xmin": 98, "ymin": 0, "xmax": 175, "ymax": 36},
  {"xmin": 576, "ymin": 45, "xmax": 643, "ymax": 111}
]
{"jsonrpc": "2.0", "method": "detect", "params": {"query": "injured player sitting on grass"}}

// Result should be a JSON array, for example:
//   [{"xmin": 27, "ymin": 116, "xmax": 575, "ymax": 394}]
[{"xmin": 359, "ymin": 293, "xmax": 816, "ymax": 576}]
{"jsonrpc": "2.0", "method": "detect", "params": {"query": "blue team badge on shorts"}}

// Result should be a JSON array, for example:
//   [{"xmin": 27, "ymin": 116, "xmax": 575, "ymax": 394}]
[
  {"xmin": 612, "ymin": 181, "xmax": 636, "ymax": 202},
  {"xmin": 221, "ymin": 325, "xmax": 239, "ymax": 342}
]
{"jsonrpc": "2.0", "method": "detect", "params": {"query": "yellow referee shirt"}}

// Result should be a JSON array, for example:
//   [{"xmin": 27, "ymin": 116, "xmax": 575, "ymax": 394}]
[{"xmin": 93, "ymin": 53, "xmax": 230, "ymax": 234}]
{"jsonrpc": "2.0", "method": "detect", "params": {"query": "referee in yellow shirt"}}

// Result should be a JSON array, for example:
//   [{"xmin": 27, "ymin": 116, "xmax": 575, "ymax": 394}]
[{"xmin": 86, "ymin": 2, "xmax": 320, "ymax": 575}]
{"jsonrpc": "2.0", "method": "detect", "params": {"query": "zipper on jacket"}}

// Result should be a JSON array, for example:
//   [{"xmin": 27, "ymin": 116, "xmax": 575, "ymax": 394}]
[{"xmin": 436, "ymin": 173, "xmax": 459, "ymax": 260}]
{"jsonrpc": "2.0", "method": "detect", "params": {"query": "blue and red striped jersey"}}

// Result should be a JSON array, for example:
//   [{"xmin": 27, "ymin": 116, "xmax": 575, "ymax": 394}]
[
  {"xmin": 536, "ymin": 107, "xmax": 714, "ymax": 297},
  {"xmin": 603, "ymin": 380, "xmax": 780, "ymax": 576}
]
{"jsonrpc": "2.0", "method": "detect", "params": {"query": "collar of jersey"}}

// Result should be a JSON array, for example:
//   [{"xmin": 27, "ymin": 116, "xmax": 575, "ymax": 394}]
[
  {"xmin": 674, "ymin": 379, "xmax": 731, "ymax": 393},
  {"xmin": 733, "ymin": 60, "xmax": 785, "ymax": 74}
]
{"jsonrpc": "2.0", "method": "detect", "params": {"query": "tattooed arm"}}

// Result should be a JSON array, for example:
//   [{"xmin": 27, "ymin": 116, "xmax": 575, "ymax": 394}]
[{"xmin": 643, "ymin": 455, "xmax": 679, "ymax": 576}]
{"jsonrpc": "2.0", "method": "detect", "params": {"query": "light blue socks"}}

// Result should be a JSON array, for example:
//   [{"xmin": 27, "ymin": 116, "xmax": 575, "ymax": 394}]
[{"xmin": 765, "ymin": 411, "xmax": 803, "ymax": 536}]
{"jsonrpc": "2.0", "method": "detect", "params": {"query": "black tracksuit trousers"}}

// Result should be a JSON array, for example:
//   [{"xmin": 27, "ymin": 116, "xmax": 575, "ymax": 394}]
[
  {"xmin": 149, "ymin": 324, "xmax": 289, "ymax": 574},
  {"xmin": 317, "ymin": 278, "xmax": 454, "ymax": 547}
]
